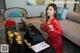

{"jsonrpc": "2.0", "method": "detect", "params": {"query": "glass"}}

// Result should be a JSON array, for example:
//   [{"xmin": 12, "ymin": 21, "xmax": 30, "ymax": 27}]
[{"xmin": 40, "ymin": 18, "xmax": 46, "ymax": 24}]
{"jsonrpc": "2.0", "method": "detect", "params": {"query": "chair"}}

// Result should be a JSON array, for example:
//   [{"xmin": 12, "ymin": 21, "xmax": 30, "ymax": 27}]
[{"xmin": 3, "ymin": 7, "xmax": 28, "ymax": 23}]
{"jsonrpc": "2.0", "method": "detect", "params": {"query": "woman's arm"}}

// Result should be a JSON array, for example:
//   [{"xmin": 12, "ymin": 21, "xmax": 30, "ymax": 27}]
[
  {"xmin": 52, "ymin": 19, "xmax": 62, "ymax": 35},
  {"xmin": 40, "ymin": 23, "xmax": 48, "ymax": 32}
]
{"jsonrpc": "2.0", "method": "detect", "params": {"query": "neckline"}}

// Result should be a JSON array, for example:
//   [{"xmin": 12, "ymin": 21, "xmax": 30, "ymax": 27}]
[{"xmin": 47, "ymin": 17, "xmax": 55, "ymax": 24}]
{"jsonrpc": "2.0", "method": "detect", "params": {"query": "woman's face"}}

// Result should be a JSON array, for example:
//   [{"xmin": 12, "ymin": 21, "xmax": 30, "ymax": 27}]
[{"xmin": 47, "ymin": 6, "xmax": 56, "ymax": 17}]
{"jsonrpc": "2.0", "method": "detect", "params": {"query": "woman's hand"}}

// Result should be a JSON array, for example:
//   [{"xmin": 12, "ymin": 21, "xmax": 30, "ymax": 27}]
[
  {"xmin": 40, "ymin": 23, "xmax": 44, "ymax": 30},
  {"xmin": 48, "ymin": 25, "xmax": 54, "ymax": 31}
]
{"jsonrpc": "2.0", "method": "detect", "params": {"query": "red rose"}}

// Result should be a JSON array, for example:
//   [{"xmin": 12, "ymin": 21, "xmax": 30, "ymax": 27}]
[{"xmin": 5, "ymin": 19, "xmax": 16, "ymax": 27}]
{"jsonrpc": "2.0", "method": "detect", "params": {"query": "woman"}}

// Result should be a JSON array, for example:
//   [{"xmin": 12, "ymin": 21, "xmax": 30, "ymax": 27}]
[{"xmin": 41, "ymin": 3, "xmax": 62, "ymax": 53}]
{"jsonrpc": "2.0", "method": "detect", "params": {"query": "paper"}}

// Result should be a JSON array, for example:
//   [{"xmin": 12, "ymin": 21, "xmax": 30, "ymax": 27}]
[{"xmin": 31, "ymin": 41, "xmax": 50, "ymax": 52}]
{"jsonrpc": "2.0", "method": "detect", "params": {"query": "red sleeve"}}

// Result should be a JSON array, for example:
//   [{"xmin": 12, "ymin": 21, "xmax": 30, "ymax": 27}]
[
  {"xmin": 52, "ymin": 19, "xmax": 62, "ymax": 36},
  {"xmin": 41, "ymin": 23, "xmax": 49, "ymax": 32}
]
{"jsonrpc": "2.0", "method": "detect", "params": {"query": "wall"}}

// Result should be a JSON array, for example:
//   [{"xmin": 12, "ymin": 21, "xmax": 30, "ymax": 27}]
[
  {"xmin": 55, "ymin": 0, "xmax": 75, "ymax": 12},
  {"xmin": 55, "ymin": 0, "xmax": 64, "ymax": 7},
  {"xmin": 0, "ymin": 0, "xmax": 5, "ymax": 9},
  {"xmin": 5, "ymin": 0, "xmax": 47, "ymax": 17},
  {"xmin": 75, "ymin": 0, "xmax": 80, "ymax": 13},
  {"xmin": 5, "ymin": 0, "xmax": 75, "ymax": 17},
  {"xmin": 67, "ymin": 0, "xmax": 75, "ymax": 12},
  {"xmin": 75, "ymin": 3, "xmax": 80, "ymax": 13},
  {"xmin": 25, "ymin": 5, "xmax": 47, "ymax": 17},
  {"xmin": 5, "ymin": 0, "xmax": 27, "ymax": 8}
]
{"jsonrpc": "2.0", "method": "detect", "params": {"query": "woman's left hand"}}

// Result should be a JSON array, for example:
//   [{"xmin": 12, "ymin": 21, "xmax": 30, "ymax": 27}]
[{"xmin": 48, "ymin": 25, "xmax": 54, "ymax": 31}]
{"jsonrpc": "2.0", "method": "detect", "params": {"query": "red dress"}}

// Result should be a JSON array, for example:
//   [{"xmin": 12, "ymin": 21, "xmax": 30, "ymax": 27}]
[{"xmin": 41, "ymin": 17, "xmax": 62, "ymax": 53}]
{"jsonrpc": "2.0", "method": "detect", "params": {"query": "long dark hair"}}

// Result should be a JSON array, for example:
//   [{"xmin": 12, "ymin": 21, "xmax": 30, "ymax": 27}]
[{"xmin": 46, "ymin": 3, "xmax": 57, "ymax": 21}]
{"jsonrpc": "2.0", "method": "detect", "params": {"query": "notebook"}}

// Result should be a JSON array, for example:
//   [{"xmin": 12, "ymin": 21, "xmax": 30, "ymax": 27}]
[{"xmin": 31, "ymin": 41, "xmax": 50, "ymax": 52}]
